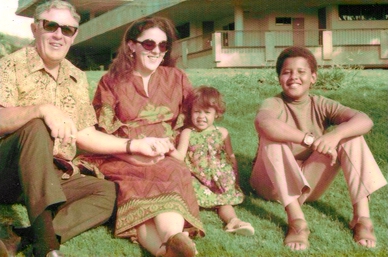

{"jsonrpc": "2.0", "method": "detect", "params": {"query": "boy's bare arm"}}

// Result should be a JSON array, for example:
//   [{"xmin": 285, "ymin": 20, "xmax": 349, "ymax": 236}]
[
  {"xmin": 312, "ymin": 109, "xmax": 373, "ymax": 154},
  {"xmin": 255, "ymin": 109, "xmax": 305, "ymax": 144}
]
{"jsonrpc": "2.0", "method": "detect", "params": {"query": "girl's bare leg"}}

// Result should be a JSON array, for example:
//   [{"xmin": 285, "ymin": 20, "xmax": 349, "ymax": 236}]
[{"xmin": 218, "ymin": 205, "xmax": 237, "ymax": 223}]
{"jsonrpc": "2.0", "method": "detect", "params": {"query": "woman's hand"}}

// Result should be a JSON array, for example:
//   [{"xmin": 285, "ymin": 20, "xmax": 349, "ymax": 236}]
[
  {"xmin": 114, "ymin": 137, "xmax": 175, "ymax": 166},
  {"xmin": 131, "ymin": 137, "xmax": 175, "ymax": 156}
]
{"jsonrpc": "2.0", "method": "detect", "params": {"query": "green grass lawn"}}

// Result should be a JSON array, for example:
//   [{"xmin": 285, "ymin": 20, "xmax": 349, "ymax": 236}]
[{"xmin": 1, "ymin": 68, "xmax": 387, "ymax": 257}]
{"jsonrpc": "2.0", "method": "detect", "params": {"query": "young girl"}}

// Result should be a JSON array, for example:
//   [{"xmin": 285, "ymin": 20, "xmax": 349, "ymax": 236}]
[
  {"xmin": 170, "ymin": 86, "xmax": 254, "ymax": 236},
  {"xmin": 250, "ymin": 46, "xmax": 386, "ymax": 250}
]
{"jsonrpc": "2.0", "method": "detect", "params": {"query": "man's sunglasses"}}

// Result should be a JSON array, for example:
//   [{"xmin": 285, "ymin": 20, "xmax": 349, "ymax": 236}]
[
  {"xmin": 133, "ymin": 39, "xmax": 169, "ymax": 53},
  {"xmin": 37, "ymin": 19, "xmax": 78, "ymax": 37}
]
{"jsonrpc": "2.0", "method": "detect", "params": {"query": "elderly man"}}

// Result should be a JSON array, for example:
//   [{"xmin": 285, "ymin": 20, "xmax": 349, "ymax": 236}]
[{"xmin": 0, "ymin": 1, "xmax": 173, "ymax": 257}]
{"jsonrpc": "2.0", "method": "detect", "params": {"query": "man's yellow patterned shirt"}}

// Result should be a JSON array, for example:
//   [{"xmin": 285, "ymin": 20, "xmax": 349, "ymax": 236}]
[{"xmin": 0, "ymin": 46, "xmax": 96, "ymax": 161}]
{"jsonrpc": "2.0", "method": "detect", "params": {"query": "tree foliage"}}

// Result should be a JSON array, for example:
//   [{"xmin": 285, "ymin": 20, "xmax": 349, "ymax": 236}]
[{"xmin": 0, "ymin": 33, "xmax": 32, "ymax": 58}]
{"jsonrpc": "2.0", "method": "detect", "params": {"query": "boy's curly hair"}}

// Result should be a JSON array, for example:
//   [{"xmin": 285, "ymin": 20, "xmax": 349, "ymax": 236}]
[{"xmin": 276, "ymin": 46, "xmax": 317, "ymax": 76}]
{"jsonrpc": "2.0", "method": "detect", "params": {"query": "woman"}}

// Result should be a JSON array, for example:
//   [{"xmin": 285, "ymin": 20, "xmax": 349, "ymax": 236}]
[{"xmin": 77, "ymin": 16, "xmax": 204, "ymax": 256}]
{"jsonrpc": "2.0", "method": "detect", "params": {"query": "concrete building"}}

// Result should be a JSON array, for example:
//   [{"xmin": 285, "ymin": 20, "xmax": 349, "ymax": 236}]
[{"xmin": 17, "ymin": 0, "xmax": 388, "ymax": 69}]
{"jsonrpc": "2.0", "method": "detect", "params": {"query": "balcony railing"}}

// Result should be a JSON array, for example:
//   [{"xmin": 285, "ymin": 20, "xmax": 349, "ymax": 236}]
[{"xmin": 176, "ymin": 28, "xmax": 384, "ymax": 55}]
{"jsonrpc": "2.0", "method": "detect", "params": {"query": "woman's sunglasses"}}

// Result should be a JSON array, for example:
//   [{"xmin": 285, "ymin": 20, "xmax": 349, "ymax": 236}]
[
  {"xmin": 38, "ymin": 19, "xmax": 78, "ymax": 37},
  {"xmin": 133, "ymin": 39, "xmax": 169, "ymax": 53}
]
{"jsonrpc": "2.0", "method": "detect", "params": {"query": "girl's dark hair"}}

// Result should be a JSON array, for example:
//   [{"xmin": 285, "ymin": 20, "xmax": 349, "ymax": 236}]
[
  {"xmin": 276, "ymin": 46, "xmax": 317, "ymax": 76},
  {"xmin": 107, "ymin": 16, "xmax": 177, "ymax": 82},
  {"xmin": 184, "ymin": 86, "xmax": 226, "ymax": 125}
]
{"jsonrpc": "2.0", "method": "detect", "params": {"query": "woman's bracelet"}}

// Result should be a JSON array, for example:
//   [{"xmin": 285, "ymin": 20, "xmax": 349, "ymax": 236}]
[{"xmin": 126, "ymin": 139, "xmax": 133, "ymax": 154}]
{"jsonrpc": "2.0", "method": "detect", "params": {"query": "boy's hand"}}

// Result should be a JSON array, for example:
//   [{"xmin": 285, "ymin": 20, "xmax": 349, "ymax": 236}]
[
  {"xmin": 312, "ymin": 132, "xmax": 340, "ymax": 166},
  {"xmin": 326, "ymin": 148, "xmax": 338, "ymax": 166}
]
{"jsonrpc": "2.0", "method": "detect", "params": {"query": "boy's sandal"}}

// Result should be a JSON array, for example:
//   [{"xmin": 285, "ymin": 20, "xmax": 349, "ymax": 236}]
[
  {"xmin": 161, "ymin": 232, "xmax": 196, "ymax": 257},
  {"xmin": 224, "ymin": 218, "xmax": 255, "ymax": 236},
  {"xmin": 284, "ymin": 219, "xmax": 310, "ymax": 250},
  {"xmin": 350, "ymin": 217, "xmax": 376, "ymax": 246}
]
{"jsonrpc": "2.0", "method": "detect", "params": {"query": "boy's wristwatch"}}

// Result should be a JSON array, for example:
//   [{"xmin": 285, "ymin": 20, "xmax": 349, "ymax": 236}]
[{"xmin": 303, "ymin": 133, "xmax": 315, "ymax": 147}]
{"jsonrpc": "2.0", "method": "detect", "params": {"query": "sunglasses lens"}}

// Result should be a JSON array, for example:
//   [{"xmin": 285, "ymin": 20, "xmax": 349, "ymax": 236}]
[
  {"xmin": 43, "ymin": 21, "xmax": 59, "ymax": 32},
  {"xmin": 42, "ymin": 20, "xmax": 77, "ymax": 37},
  {"xmin": 61, "ymin": 26, "xmax": 77, "ymax": 37},
  {"xmin": 158, "ymin": 41, "xmax": 168, "ymax": 52},
  {"xmin": 141, "ymin": 40, "xmax": 157, "ymax": 51},
  {"xmin": 137, "ymin": 40, "xmax": 169, "ymax": 52}
]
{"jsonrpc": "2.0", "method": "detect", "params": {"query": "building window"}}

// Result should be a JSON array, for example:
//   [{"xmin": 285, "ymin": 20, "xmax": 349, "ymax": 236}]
[
  {"xmin": 80, "ymin": 12, "xmax": 90, "ymax": 24},
  {"xmin": 222, "ymin": 23, "xmax": 234, "ymax": 47},
  {"xmin": 339, "ymin": 4, "xmax": 388, "ymax": 20},
  {"xmin": 276, "ymin": 17, "xmax": 291, "ymax": 25},
  {"xmin": 176, "ymin": 23, "xmax": 190, "ymax": 39},
  {"xmin": 223, "ymin": 23, "xmax": 235, "ymax": 31}
]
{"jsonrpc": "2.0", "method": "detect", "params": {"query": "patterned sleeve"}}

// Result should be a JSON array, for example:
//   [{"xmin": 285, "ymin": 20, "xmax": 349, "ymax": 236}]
[
  {"xmin": 0, "ymin": 55, "xmax": 18, "ymax": 108},
  {"xmin": 92, "ymin": 74, "xmax": 123, "ymax": 134},
  {"xmin": 75, "ymin": 71, "xmax": 97, "ymax": 131},
  {"xmin": 174, "ymin": 69, "xmax": 193, "ymax": 131}
]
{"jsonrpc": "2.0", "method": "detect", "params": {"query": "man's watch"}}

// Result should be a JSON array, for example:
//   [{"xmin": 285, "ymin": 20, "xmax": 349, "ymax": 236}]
[{"xmin": 303, "ymin": 133, "xmax": 315, "ymax": 147}]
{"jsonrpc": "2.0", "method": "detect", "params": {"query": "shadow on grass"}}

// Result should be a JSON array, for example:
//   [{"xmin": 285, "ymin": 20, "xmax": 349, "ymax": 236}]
[
  {"xmin": 305, "ymin": 201, "xmax": 349, "ymax": 228},
  {"xmin": 242, "ymin": 196, "xmax": 288, "ymax": 232},
  {"xmin": 0, "ymin": 204, "xmax": 27, "ymax": 234},
  {"xmin": 234, "ymin": 153, "xmax": 255, "ymax": 195},
  {"xmin": 0, "ymin": 203, "xmax": 29, "ymax": 255},
  {"xmin": 233, "ymin": 153, "xmax": 289, "ymax": 233},
  {"xmin": 235, "ymin": 153, "xmax": 350, "ymax": 236}
]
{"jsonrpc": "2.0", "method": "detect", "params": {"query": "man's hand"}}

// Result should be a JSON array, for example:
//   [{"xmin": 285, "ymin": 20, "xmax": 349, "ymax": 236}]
[{"xmin": 39, "ymin": 104, "xmax": 77, "ymax": 145}]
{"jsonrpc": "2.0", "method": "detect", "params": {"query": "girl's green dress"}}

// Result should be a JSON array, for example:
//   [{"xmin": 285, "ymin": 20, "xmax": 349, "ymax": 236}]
[{"xmin": 184, "ymin": 127, "xmax": 244, "ymax": 208}]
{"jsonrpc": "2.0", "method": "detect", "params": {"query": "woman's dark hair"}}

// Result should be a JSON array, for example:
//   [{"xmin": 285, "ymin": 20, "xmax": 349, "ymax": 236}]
[
  {"xmin": 107, "ymin": 16, "xmax": 177, "ymax": 82},
  {"xmin": 276, "ymin": 46, "xmax": 317, "ymax": 76}
]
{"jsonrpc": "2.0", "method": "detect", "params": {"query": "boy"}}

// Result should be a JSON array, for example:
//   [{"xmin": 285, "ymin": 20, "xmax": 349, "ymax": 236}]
[{"xmin": 250, "ymin": 46, "xmax": 386, "ymax": 250}]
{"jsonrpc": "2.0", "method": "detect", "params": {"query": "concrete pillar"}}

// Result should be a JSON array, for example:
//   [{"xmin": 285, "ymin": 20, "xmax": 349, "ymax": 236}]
[
  {"xmin": 381, "ymin": 30, "xmax": 388, "ymax": 59},
  {"xmin": 234, "ymin": 4, "xmax": 244, "ymax": 46},
  {"xmin": 322, "ymin": 30, "xmax": 332, "ymax": 60},
  {"xmin": 213, "ymin": 32, "xmax": 222, "ymax": 63},
  {"xmin": 265, "ymin": 32, "xmax": 275, "ymax": 61}
]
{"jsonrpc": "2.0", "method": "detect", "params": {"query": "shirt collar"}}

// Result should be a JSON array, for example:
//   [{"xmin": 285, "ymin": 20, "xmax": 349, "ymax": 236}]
[{"xmin": 26, "ymin": 46, "xmax": 80, "ymax": 83}]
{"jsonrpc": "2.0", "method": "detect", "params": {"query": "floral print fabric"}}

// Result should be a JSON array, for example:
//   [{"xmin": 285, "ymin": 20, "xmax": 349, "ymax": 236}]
[{"xmin": 185, "ymin": 127, "xmax": 244, "ymax": 208}]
